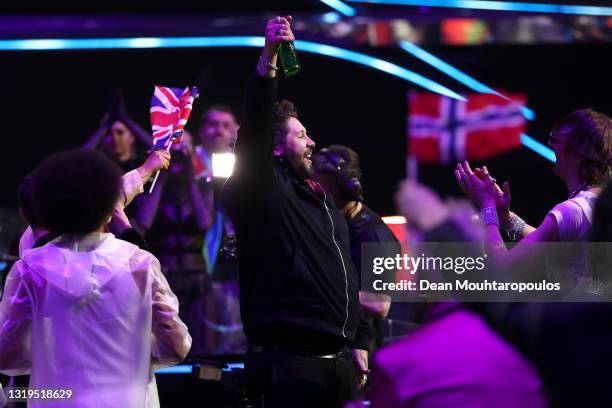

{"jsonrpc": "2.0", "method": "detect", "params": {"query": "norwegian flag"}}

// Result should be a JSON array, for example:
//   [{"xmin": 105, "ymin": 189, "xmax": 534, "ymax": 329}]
[
  {"xmin": 150, "ymin": 85, "xmax": 199, "ymax": 149},
  {"xmin": 408, "ymin": 91, "xmax": 527, "ymax": 164}
]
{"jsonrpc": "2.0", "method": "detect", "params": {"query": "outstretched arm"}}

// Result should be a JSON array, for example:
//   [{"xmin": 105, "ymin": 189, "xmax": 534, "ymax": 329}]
[
  {"xmin": 226, "ymin": 16, "xmax": 295, "ymax": 195},
  {"xmin": 455, "ymin": 161, "xmax": 560, "ymax": 275},
  {"xmin": 115, "ymin": 90, "xmax": 154, "ymax": 150},
  {"xmin": 120, "ymin": 114, "xmax": 154, "ymax": 151},
  {"xmin": 83, "ymin": 114, "xmax": 112, "ymax": 150},
  {"xmin": 457, "ymin": 164, "xmax": 538, "ymax": 239},
  {"xmin": 120, "ymin": 150, "xmax": 171, "ymax": 208}
]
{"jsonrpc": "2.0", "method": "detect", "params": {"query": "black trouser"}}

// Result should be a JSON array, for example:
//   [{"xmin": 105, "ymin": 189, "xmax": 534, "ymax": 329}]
[{"xmin": 245, "ymin": 348, "xmax": 357, "ymax": 408}]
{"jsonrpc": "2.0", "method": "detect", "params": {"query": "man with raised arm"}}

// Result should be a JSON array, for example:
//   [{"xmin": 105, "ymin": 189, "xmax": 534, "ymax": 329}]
[{"xmin": 221, "ymin": 16, "xmax": 370, "ymax": 408}]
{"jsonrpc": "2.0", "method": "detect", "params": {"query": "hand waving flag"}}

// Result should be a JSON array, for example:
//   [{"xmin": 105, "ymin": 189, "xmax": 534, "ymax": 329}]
[{"xmin": 147, "ymin": 85, "xmax": 199, "ymax": 193}]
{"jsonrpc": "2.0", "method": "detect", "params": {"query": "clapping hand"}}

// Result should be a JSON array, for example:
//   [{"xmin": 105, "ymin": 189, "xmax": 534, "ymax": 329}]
[
  {"xmin": 474, "ymin": 166, "xmax": 512, "ymax": 221},
  {"xmin": 455, "ymin": 161, "xmax": 497, "ymax": 209}
]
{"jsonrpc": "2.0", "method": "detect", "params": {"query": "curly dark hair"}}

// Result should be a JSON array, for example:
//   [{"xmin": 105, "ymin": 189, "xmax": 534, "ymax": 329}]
[
  {"xmin": 552, "ymin": 109, "xmax": 612, "ymax": 186},
  {"xmin": 32, "ymin": 149, "xmax": 122, "ymax": 234},
  {"xmin": 273, "ymin": 99, "xmax": 299, "ymax": 146}
]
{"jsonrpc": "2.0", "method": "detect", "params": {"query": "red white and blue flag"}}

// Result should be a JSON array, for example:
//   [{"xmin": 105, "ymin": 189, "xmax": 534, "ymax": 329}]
[
  {"xmin": 408, "ymin": 91, "xmax": 526, "ymax": 164},
  {"xmin": 150, "ymin": 85, "xmax": 199, "ymax": 149}
]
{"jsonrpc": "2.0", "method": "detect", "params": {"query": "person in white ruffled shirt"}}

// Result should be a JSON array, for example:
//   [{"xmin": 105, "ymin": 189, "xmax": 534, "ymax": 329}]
[
  {"xmin": 0, "ymin": 149, "xmax": 191, "ymax": 408},
  {"xmin": 455, "ymin": 109, "xmax": 612, "ymax": 287}
]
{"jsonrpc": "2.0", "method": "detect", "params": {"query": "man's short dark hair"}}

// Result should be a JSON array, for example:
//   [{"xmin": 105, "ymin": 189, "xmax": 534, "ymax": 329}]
[
  {"xmin": 18, "ymin": 173, "xmax": 37, "ymax": 227},
  {"xmin": 313, "ymin": 145, "xmax": 364, "ymax": 201},
  {"xmin": 313, "ymin": 144, "xmax": 362, "ymax": 180},
  {"xmin": 200, "ymin": 104, "xmax": 237, "ymax": 126},
  {"xmin": 32, "ymin": 149, "xmax": 122, "ymax": 234},
  {"xmin": 273, "ymin": 99, "xmax": 299, "ymax": 146}
]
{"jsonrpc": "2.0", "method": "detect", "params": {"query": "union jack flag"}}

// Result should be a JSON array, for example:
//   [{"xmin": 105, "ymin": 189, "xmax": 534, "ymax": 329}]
[
  {"xmin": 408, "ymin": 91, "xmax": 527, "ymax": 164},
  {"xmin": 150, "ymin": 85, "xmax": 199, "ymax": 149}
]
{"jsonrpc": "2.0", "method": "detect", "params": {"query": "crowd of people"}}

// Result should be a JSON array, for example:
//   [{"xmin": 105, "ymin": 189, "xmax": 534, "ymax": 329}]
[{"xmin": 1, "ymin": 14, "xmax": 612, "ymax": 408}]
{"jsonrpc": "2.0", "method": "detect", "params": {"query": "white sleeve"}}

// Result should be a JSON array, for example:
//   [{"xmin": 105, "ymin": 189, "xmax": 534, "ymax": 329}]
[
  {"xmin": 0, "ymin": 383, "xmax": 6, "ymax": 406},
  {"xmin": 18, "ymin": 225, "xmax": 35, "ymax": 257},
  {"xmin": 549, "ymin": 199, "xmax": 584, "ymax": 242},
  {"xmin": 149, "ymin": 259, "xmax": 192, "ymax": 367},
  {"xmin": 119, "ymin": 169, "xmax": 144, "ymax": 208},
  {"xmin": 0, "ymin": 262, "xmax": 32, "ymax": 376}
]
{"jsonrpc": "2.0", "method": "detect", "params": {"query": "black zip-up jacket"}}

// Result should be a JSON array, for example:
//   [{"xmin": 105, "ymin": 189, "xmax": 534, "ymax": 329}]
[{"xmin": 222, "ymin": 72, "xmax": 370, "ymax": 350}]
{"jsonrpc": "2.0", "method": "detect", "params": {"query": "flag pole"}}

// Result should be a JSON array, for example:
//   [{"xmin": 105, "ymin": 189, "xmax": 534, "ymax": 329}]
[
  {"xmin": 148, "ymin": 136, "xmax": 176, "ymax": 194},
  {"xmin": 407, "ymin": 154, "xmax": 418, "ymax": 181},
  {"xmin": 147, "ymin": 86, "xmax": 198, "ymax": 194}
]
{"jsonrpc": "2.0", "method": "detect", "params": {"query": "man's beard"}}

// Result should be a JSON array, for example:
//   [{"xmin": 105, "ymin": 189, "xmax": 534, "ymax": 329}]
[{"xmin": 285, "ymin": 151, "xmax": 312, "ymax": 180}]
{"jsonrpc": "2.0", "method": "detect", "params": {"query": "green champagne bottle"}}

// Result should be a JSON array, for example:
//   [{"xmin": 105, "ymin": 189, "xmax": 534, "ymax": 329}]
[{"xmin": 279, "ymin": 41, "xmax": 301, "ymax": 76}]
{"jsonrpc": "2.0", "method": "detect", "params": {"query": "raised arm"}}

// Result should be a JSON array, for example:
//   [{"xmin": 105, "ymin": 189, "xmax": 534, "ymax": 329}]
[
  {"xmin": 455, "ymin": 161, "xmax": 560, "ymax": 275},
  {"xmin": 108, "ymin": 150, "xmax": 171, "ymax": 236},
  {"xmin": 120, "ymin": 150, "xmax": 171, "ymax": 208},
  {"xmin": 114, "ymin": 89, "xmax": 153, "ymax": 150},
  {"xmin": 228, "ymin": 16, "xmax": 295, "ymax": 189},
  {"xmin": 457, "ymin": 164, "xmax": 537, "ymax": 239},
  {"xmin": 119, "ymin": 112, "xmax": 154, "ymax": 151},
  {"xmin": 83, "ymin": 114, "xmax": 112, "ymax": 150}
]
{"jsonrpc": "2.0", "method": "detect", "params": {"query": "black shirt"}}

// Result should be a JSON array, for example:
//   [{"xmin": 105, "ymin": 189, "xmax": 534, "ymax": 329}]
[
  {"xmin": 347, "ymin": 204, "xmax": 400, "ymax": 349},
  {"xmin": 222, "ymin": 73, "xmax": 369, "ymax": 350},
  {"xmin": 347, "ymin": 204, "xmax": 400, "ymax": 291}
]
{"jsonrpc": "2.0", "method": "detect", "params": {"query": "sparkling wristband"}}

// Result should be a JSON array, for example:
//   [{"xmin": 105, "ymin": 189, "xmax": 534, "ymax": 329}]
[
  {"xmin": 502, "ymin": 212, "xmax": 526, "ymax": 241},
  {"xmin": 258, "ymin": 55, "xmax": 278, "ymax": 71},
  {"xmin": 480, "ymin": 207, "xmax": 500, "ymax": 228}
]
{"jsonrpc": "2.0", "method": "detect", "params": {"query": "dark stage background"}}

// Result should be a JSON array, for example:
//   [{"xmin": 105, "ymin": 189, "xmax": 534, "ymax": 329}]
[{"xmin": 1, "ymin": 42, "xmax": 610, "ymax": 226}]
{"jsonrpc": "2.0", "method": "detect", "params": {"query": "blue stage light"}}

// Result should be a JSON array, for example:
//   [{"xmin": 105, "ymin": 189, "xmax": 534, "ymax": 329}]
[
  {"xmin": 322, "ymin": 12, "xmax": 343, "ymax": 23},
  {"xmin": 295, "ymin": 40, "xmax": 464, "ymax": 99},
  {"xmin": 0, "ymin": 36, "xmax": 464, "ymax": 100},
  {"xmin": 320, "ymin": 0, "xmax": 358, "ymax": 16},
  {"xmin": 0, "ymin": 36, "xmax": 556, "ymax": 161},
  {"xmin": 344, "ymin": 0, "xmax": 612, "ymax": 16},
  {"xmin": 156, "ymin": 365, "xmax": 193, "ymax": 374},
  {"xmin": 223, "ymin": 363, "xmax": 245, "ymax": 371},
  {"xmin": 521, "ymin": 133, "xmax": 556, "ymax": 162},
  {"xmin": 0, "ymin": 36, "xmax": 266, "ymax": 51},
  {"xmin": 399, "ymin": 41, "xmax": 535, "ymax": 120},
  {"xmin": 398, "ymin": 41, "xmax": 549, "ymax": 161}
]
